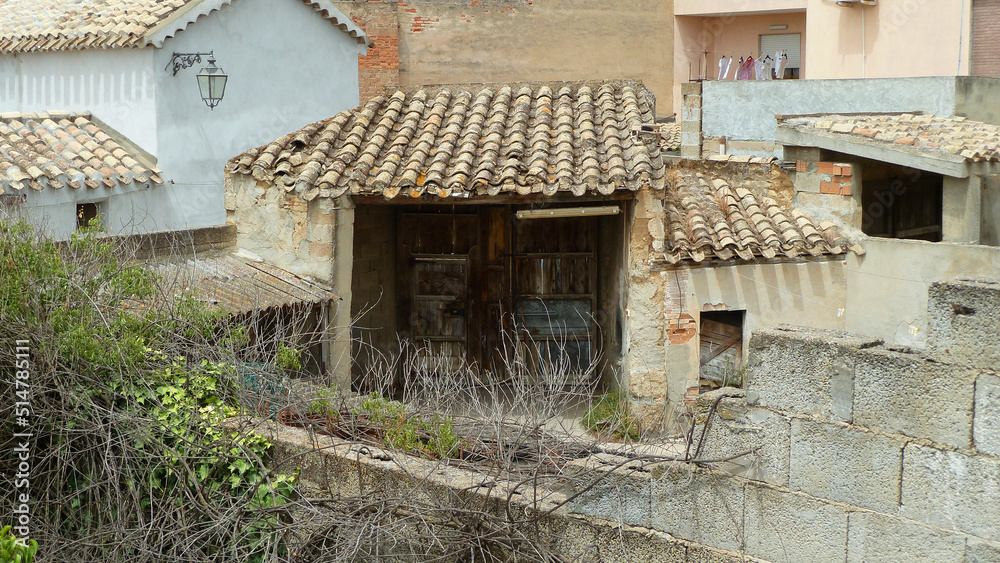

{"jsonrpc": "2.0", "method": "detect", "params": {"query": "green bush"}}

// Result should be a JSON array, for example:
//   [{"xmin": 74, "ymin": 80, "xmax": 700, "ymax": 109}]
[
  {"xmin": 0, "ymin": 221, "xmax": 295, "ymax": 562},
  {"xmin": 0, "ymin": 525, "xmax": 38, "ymax": 563},
  {"xmin": 582, "ymin": 390, "xmax": 640, "ymax": 440},
  {"xmin": 354, "ymin": 393, "xmax": 461, "ymax": 458}
]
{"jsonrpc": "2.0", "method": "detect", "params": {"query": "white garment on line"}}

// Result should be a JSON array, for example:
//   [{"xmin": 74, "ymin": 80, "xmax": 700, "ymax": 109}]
[
  {"xmin": 775, "ymin": 55, "xmax": 788, "ymax": 79},
  {"xmin": 718, "ymin": 56, "xmax": 732, "ymax": 80},
  {"xmin": 754, "ymin": 59, "xmax": 765, "ymax": 80},
  {"xmin": 762, "ymin": 59, "xmax": 774, "ymax": 81}
]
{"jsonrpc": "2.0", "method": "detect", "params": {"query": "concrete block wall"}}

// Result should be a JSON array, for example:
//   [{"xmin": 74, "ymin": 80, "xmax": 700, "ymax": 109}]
[
  {"xmin": 573, "ymin": 278, "xmax": 1000, "ymax": 561},
  {"xmin": 680, "ymin": 82, "xmax": 702, "ymax": 160}
]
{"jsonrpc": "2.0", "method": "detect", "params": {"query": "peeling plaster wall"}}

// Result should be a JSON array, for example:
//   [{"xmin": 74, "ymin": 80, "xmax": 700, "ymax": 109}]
[{"xmin": 225, "ymin": 173, "xmax": 355, "ymax": 387}]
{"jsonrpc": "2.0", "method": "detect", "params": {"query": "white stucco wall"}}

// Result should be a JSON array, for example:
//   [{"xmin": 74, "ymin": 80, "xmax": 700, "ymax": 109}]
[
  {"xmin": 8, "ymin": 183, "xmax": 179, "ymax": 240},
  {"xmin": 0, "ymin": 49, "xmax": 158, "ymax": 155},
  {"xmin": 845, "ymin": 238, "xmax": 1000, "ymax": 348},
  {"xmin": 154, "ymin": 0, "xmax": 363, "ymax": 229}
]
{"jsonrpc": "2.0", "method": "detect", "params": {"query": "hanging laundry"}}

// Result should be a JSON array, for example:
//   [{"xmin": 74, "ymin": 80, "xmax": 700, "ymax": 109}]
[
  {"xmin": 762, "ymin": 57, "xmax": 774, "ymax": 81},
  {"xmin": 737, "ymin": 56, "xmax": 755, "ymax": 80},
  {"xmin": 775, "ymin": 52, "xmax": 788, "ymax": 79},
  {"xmin": 717, "ymin": 56, "xmax": 733, "ymax": 80},
  {"xmin": 754, "ymin": 58, "xmax": 765, "ymax": 80}
]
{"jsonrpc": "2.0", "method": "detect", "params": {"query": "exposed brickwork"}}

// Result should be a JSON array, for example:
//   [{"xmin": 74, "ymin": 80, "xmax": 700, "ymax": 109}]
[
  {"xmin": 335, "ymin": 0, "xmax": 400, "ymax": 101},
  {"xmin": 973, "ymin": 0, "xmax": 1000, "ymax": 77},
  {"xmin": 795, "ymin": 161, "xmax": 853, "ymax": 197}
]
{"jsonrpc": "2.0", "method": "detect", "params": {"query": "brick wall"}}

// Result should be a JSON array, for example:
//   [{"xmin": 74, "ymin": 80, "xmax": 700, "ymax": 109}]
[
  {"xmin": 336, "ymin": 0, "xmax": 400, "ymax": 102},
  {"xmin": 337, "ymin": 0, "xmax": 673, "ymax": 111},
  {"xmin": 569, "ymin": 278, "xmax": 1000, "ymax": 561},
  {"xmin": 973, "ymin": 0, "xmax": 1000, "ymax": 77}
]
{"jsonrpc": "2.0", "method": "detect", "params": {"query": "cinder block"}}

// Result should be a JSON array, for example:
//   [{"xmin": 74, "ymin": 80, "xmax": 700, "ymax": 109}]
[
  {"xmin": 847, "ymin": 512, "xmax": 966, "ymax": 562},
  {"xmin": 928, "ymin": 278, "xmax": 1000, "ymax": 370},
  {"xmin": 975, "ymin": 373, "xmax": 1000, "ymax": 456},
  {"xmin": 743, "ymin": 482, "xmax": 848, "ymax": 562},
  {"xmin": 789, "ymin": 419, "xmax": 903, "ymax": 513},
  {"xmin": 682, "ymin": 95, "xmax": 702, "ymax": 109},
  {"xmin": 650, "ymin": 463, "xmax": 746, "ymax": 553},
  {"xmin": 680, "ymin": 120, "xmax": 702, "ymax": 134},
  {"xmin": 681, "ymin": 107, "xmax": 702, "ymax": 123},
  {"xmin": 855, "ymin": 347, "xmax": 976, "ymax": 449},
  {"xmin": 747, "ymin": 325, "xmax": 882, "ymax": 422},
  {"xmin": 793, "ymin": 171, "xmax": 822, "ymax": 194},
  {"xmin": 901, "ymin": 443, "xmax": 1000, "ymax": 540},
  {"xmin": 692, "ymin": 392, "xmax": 790, "ymax": 486},
  {"xmin": 966, "ymin": 538, "xmax": 1000, "ymax": 562},
  {"xmin": 681, "ymin": 82, "xmax": 703, "ymax": 96},
  {"xmin": 564, "ymin": 457, "xmax": 652, "ymax": 528}
]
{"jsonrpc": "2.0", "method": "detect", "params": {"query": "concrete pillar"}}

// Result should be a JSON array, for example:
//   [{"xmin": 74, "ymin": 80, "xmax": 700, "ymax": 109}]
[
  {"xmin": 942, "ymin": 175, "xmax": 982, "ymax": 244},
  {"xmin": 330, "ymin": 197, "xmax": 356, "ymax": 390}
]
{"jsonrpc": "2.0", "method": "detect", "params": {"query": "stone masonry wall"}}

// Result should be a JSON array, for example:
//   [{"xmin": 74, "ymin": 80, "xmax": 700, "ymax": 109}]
[
  {"xmin": 224, "ymin": 173, "xmax": 338, "ymax": 282},
  {"xmin": 576, "ymin": 277, "xmax": 1000, "ymax": 562}
]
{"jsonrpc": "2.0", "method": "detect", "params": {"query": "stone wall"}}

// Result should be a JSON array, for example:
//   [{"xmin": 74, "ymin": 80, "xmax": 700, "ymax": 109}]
[
  {"xmin": 225, "ymin": 173, "xmax": 340, "ymax": 283},
  {"xmin": 579, "ymin": 277, "xmax": 1000, "ymax": 561},
  {"xmin": 247, "ymin": 417, "xmax": 760, "ymax": 563}
]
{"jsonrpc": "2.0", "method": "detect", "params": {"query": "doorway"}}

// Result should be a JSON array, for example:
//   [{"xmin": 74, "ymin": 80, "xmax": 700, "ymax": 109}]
[{"xmin": 350, "ymin": 201, "xmax": 627, "ymax": 389}]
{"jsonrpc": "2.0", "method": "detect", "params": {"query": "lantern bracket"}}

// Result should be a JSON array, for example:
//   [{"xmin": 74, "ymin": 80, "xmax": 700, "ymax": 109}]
[{"xmin": 165, "ymin": 51, "xmax": 214, "ymax": 76}]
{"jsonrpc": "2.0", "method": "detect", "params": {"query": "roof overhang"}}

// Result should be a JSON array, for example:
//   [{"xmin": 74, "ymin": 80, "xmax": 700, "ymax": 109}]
[
  {"xmin": 776, "ymin": 124, "xmax": 971, "ymax": 178},
  {"xmin": 147, "ymin": 0, "xmax": 371, "ymax": 48}
]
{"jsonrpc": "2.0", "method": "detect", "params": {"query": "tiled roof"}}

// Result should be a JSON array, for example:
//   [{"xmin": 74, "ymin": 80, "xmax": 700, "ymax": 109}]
[
  {"xmin": 654, "ymin": 168, "xmax": 862, "ymax": 264},
  {"xmin": 227, "ymin": 81, "xmax": 665, "ymax": 200},
  {"xmin": 777, "ymin": 113, "xmax": 1000, "ymax": 163},
  {"xmin": 0, "ymin": 0, "xmax": 369, "ymax": 53},
  {"xmin": 143, "ymin": 252, "xmax": 336, "ymax": 315},
  {"xmin": 660, "ymin": 123, "xmax": 680, "ymax": 152},
  {"xmin": 0, "ymin": 111, "xmax": 162, "ymax": 193}
]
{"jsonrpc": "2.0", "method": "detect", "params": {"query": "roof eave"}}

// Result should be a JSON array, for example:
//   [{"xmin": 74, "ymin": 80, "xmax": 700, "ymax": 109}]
[{"xmin": 776, "ymin": 125, "xmax": 970, "ymax": 179}]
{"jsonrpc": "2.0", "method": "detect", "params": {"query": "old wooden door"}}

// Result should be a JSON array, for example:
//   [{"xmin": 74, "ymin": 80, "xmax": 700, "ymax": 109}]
[{"xmin": 398, "ymin": 212, "xmax": 479, "ymax": 375}]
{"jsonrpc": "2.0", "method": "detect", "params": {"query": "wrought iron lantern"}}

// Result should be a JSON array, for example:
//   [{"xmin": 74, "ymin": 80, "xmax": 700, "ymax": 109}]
[
  {"xmin": 196, "ymin": 56, "xmax": 228, "ymax": 110},
  {"xmin": 165, "ymin": 51, "xmax": 228, "ymax": 110}
]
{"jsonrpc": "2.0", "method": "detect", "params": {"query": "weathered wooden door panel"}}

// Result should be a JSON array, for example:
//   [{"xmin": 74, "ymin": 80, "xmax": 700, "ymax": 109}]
[{"xmin": 398, "ymin": 212, "xmax": 479, "ymax": 376}]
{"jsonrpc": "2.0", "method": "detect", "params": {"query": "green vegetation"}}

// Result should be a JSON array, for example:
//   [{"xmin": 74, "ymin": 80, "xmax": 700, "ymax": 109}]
[
  {"xmin": 0, "ymin": 525, "xmax": 38, "ymax": 563},
  {"xmin": 348, "ymin": 392, "xmax": 460, "ymax": 458},
  {"xmin": 274, "ymin": 343, "xmax": 302, "ymax": 372},
  {"xmin": 582, "ymin": 390, "xmax": 640, "ymax": 440},
  {"xmin": 0, "ymin": 220, "xmax": 295, "ymax": 562}
]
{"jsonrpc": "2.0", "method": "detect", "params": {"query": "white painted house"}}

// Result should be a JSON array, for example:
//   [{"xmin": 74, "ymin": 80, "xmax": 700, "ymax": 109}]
[{"xmin": 0, "ymin": 0, "xmax": 368, "ymax": 239}]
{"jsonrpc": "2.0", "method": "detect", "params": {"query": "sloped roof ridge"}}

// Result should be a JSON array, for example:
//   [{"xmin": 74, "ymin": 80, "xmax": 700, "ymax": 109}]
[
  {"xmin": 656, "ymin": 165, "xmax": 863, "ymax": 264},
  {"xmin": 0, "ymin": 0, "xmax": 369, "ymax": 54},
  {"xmin": 0, "ymin": 110, "xmax": 164, "ymax": 193},
  {"xmin": 227, "ymin": 80, "xmax": 665, "ymax": 200}
]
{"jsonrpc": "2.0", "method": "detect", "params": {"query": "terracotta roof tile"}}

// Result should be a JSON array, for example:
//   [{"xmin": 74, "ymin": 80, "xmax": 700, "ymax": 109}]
[
  {"xmin": 0, "ymin": 0, "xmax": 369, "ymax": 53},
  {"xmin": 0, "ymin": 111, "xmax": 162, "ymax": 194},
  {"xmin": 141, "ymin": 252, "xmax": 336, "ymax": 315},
  {"xmin": 778, "ymin": 113, "xmax": 1000, "ymax": 163},
  {"xmin": 659, "ymin": 123, "xmax": 680, "ymax": 152},
  {"xmin": 227, "ymin": 81, "xmax": 666, "ymax": 199},
  {"xmin": 654, "ymin": 168, "xmax": 862, "ymax": 264}
]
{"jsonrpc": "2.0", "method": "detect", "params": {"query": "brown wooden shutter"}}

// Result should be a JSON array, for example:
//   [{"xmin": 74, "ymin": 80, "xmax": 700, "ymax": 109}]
[{"xmin": 973, "ymin": 0, "xmax": 1000, "ymax": 76}]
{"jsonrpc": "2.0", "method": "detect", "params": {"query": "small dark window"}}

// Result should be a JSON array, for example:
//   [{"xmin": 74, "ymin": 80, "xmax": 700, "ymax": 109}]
[
  {"xmin": 76, "ymin": 202, "xmax": 102, "ymax": 230},
  {"xmin": 700, "ymin": 310, "xmax": 745, "ymax": 391},
  {"xmin": 862, "ymin": 168, "xmax": 943, "ymax": 242}
]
